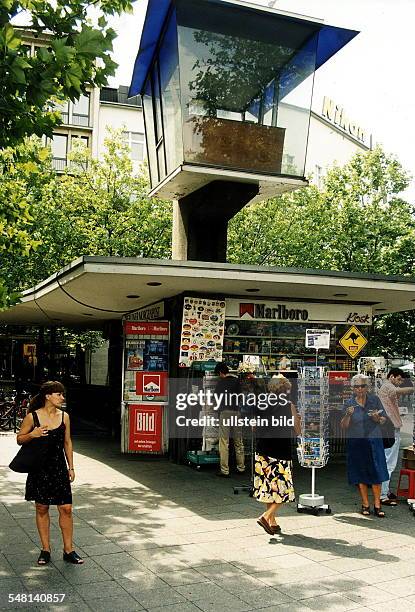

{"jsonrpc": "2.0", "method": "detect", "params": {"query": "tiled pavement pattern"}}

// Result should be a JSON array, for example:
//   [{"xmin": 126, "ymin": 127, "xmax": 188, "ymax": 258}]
[{"xmin": 1, "ymin": 433, "xmax": 415, "ymax": 612}]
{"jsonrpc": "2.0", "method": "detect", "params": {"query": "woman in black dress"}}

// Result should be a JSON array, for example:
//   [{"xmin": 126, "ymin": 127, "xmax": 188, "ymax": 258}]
[
  {"xmin": 254, "ymin": 376, "xmax": 301, "ymax": 535},
  {"xmin": 17, "ymin": 381, "xmax": 83, "ymax": 565}
]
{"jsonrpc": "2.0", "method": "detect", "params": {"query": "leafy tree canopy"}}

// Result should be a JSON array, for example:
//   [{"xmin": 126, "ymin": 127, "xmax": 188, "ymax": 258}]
[
  {"xmin": 0, "ymin": 0, "xmax": 133, "ymax": 148},
  {"xmin": 1, "ymin": 129, "xmax": 172, "ymax": 303},
  {"xmin": 228, "ymin": 146, "xmax": 414, "ymax": 275}
]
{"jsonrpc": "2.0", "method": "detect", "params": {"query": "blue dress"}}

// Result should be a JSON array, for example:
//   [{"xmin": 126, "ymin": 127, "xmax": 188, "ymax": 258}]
[{"xmin": 343, "ymin": 394, "xmax": 389, "ymax": 486}]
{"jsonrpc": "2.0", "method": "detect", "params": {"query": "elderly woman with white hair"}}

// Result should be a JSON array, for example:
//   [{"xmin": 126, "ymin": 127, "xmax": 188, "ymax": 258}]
[
  {"xmin": 254, "ymin": 375, "xmax": 301, "ymax": 535},
  {"xmin": 341, "ymin": 374, "xmax": 389, "ymax": 517}
]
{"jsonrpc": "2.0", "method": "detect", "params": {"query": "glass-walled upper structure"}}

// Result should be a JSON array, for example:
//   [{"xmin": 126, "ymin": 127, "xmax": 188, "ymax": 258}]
[{"xmin": 131, "ymin": 0, "xmax": 358, "ymax": 199}]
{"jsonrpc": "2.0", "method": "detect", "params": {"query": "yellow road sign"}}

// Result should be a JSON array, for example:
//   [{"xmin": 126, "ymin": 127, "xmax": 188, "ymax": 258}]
[{"xmin": 339, "ymin": 325, "xmax": 368, "ymax": 359}]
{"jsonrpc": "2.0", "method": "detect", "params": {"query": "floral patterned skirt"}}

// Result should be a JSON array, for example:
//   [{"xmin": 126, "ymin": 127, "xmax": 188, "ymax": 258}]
[{"xmin": 253, "ymin": 454, "xmax": 295, "ymax": 504}]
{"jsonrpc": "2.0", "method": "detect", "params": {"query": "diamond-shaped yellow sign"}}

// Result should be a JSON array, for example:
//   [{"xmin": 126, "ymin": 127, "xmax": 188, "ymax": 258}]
[{"xmin": 339, "ymin": 325, "xmax": 368, "ymax": 359}]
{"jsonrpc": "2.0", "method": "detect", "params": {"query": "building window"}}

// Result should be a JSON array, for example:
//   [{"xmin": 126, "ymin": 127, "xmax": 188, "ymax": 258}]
[
  {"xmin": 70, "ymin": 136, "xmax": 89, "ymax": 170},
  {"xmin": 55, "ymin": 100, "xmax": 69, "ymax": 124},
  {"xmin": 50, "ymin": 134, "xmax": 68, "ymax": 171},
  {"xmin": 123, "ymin": 131, "xmax": 145, "ymax": 161},
  {"xmin": 314, "ymin": 164, "xmax": 323, "ymax": 189},
  {"xmin": 72, "ymin": 93, "xmax": 90, "ymax": 127}
]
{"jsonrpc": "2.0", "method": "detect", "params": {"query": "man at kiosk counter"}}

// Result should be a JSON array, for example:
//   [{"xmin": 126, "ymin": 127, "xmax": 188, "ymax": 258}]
[
  {"xmin": 214, "ymin": 363, "xmax": 245, "ymax": 477},
  {"xmin": 378, "ymin": 368, "xmax": 414, "ymax": 506}
]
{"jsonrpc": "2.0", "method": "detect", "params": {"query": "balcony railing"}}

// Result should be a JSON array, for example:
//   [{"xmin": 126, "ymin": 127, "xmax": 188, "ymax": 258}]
[
  {"xmin": 52, "ymin": 157, "xmax": 67, "ymax": 171},
  {"xmin": 72, "ymin": 114, "xmax": 90, "ymax": 127}
]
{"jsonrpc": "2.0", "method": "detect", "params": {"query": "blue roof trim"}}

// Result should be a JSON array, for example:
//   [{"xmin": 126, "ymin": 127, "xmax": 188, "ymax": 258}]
[
  {"xmin": 129, "ymin": 0, "xmax": 172, "ymax": 97},
  {"xmin": 129, "ymin": 1, "xmax": 359, "ymax": 97},
  {"xmin": 316, "ymin": 24, "xmax": 358, "ymax": 70}
]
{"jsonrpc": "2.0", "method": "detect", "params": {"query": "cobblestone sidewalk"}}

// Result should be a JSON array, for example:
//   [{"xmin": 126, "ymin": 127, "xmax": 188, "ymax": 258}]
[{"xmin": 1, "ymin": 433, "xmax": 415, "ymax": 612}]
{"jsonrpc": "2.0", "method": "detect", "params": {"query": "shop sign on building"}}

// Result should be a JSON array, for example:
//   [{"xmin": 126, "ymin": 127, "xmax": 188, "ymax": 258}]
[
  {"xmin": 123, "ymin": 301, "xmax": 165, "ymax": 321},
  {"xmin": 321, "ymin": 96, "xmax": 369, "ymax": 144},
  {"xmin": 339, "ymin": 325, "xmax": 368, "ymax": 358},
  {"xmin": 226, "ymin": 299, "xmax": 372, "ymax": 325}
]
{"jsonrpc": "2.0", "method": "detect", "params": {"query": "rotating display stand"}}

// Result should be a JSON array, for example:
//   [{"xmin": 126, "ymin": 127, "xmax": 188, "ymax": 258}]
[{"xmin": 296, "ymin": 366, "xmax": 331, "ymax": 515}]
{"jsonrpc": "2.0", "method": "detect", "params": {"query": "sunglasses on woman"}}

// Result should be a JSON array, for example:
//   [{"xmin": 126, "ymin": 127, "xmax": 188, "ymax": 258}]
[{"xmin": 354, "ymin": 384, "xmax": 367, "ymax": 388}]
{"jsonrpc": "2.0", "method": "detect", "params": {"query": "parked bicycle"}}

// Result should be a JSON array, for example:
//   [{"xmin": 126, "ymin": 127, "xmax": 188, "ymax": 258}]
[{"xmin": 0, "ymin": 390, "xmax": 31, "ymax": 432}]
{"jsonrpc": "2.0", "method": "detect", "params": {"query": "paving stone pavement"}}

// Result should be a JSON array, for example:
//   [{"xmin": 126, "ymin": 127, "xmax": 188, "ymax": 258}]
[{"xmin": 1, "ymin": 432, "xmax": 415, "ymax": 612}]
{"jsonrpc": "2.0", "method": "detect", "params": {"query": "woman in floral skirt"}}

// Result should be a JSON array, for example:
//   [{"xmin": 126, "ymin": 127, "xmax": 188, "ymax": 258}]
[{"xmin": 254, "ymin": 376, "xmax": 301, "ymax": 534}]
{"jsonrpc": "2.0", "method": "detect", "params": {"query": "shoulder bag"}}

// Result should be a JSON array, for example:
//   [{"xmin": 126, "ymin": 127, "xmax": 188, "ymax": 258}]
[
  {"xmin": 9, "ymin": 412, "xmax": 48, "ymax": 473},
  {"xmin": 381, "ymin": 415, "xmax": 395, "ymax": 449}
]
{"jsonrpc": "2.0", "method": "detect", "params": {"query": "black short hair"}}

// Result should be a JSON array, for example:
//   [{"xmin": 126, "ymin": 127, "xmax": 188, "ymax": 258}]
[
  {"xmin": 387, "ymin": 368, "xmax": 405, "ymax": 379},
  {"xmin": 214, "ymin": 362, "xmax": 229, "ymax": 375}
]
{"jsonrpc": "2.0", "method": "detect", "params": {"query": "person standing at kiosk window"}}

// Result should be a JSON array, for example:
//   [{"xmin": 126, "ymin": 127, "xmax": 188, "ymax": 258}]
[
  {"xmin": 214, "ymin": 362, "xmax": 245, "ymax": 477},
  {"xmin": 378, "ymin": 368, "xmax": 414, "ymax": 506},
  {"xmin": 16, "ymin": 381, "xmax": 84, "ymax": 565}
]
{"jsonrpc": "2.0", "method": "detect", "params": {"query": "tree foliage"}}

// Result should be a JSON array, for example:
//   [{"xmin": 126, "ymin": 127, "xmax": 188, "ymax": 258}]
[
  {"xmin": 0, "ymin": 137, "xmax": 50, "ymax": 305},
  {"xmin": 1, "ymin": 129, "xmax": 172, "ymax": 303},
  {"xmin": 0, "ymin": 0, "xmax": 133, "ymax": 148},
  {"xmin": 228, "ymin": 147, "xmax": 414, "ymax": 275}
]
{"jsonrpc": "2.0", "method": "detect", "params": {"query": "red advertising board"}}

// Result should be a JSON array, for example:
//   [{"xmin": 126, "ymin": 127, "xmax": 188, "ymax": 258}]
[
  {"xmin": 124, "ymin": 321, "xmax": 169, "ymax": 336},
  {"xmin": 128, "ymin": 404, "xmax": 163, "ymax": 452},
  {"xmin": 136, "ymin": 371, "xmax": 168, "ymax": 396}
]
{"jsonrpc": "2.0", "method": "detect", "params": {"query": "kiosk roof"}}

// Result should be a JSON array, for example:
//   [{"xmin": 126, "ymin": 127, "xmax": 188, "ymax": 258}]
[{"xmin": 2, "ymin": 257, "xmax": 415, "ymax": 326}]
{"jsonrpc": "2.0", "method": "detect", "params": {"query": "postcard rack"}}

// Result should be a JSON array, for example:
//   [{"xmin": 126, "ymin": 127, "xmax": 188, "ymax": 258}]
[{"xmin": 296, "ymin": 366, "xmax": 331, "ymax": 514}]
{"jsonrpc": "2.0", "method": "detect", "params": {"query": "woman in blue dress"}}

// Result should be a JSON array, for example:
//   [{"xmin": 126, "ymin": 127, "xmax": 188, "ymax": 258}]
[{"xmin": 341, "ymin": 374, "xmax": 389, "ymax": 517}]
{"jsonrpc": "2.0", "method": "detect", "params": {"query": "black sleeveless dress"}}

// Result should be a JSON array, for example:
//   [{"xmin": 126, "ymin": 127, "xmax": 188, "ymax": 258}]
[{"xmin": 25, "ymin": 410, "xmax": 72, "ymax": 506}]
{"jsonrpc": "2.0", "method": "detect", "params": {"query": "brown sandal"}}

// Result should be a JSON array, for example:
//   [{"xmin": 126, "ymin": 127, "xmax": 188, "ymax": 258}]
[
  {"xmin": 361, "ymin": 505, "xmax": 370, "ymax": 516},
  {"xmin": 381, "ymin": 498, "xmax": 397, "ymax": 506},
  {"xmin": 374, "ymin": 506, "xmax": 386, "ymax": 518},
  {"xmin": 257, "ymin": 516, "xmax": 274, "ymax": 535}
]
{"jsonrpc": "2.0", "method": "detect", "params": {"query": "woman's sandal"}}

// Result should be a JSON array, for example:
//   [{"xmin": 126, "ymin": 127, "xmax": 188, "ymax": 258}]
[
  {"xmin": 271, "ymin": 524, "xmax": 282, "ymax": 534},
  {"xmin": 37, "ymin": 550, "xmax": 51, "ymax": 565},
  {"xmin": 63, "ymin": 550, "xmax": 84, "ymax": 564},
  {"xmin": 257, "ymin": 516, "xmax": 274, "ymax": 535},
  {"xmin": 361, "ymin": 505, "xmax": 371, "ymax": 516},
  {"xmin": 374, "ymin": 506, "xmax": 386, "ymax": 518}
]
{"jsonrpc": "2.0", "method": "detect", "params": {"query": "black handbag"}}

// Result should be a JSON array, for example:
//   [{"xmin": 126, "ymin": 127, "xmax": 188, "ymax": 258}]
[
  {"xmin": 9, "ymin": 412, "xmax": 48, "ymax": 473},
  {"xmin": 381, "ymin": 416, "xmax": 395, "ymax": 449}
]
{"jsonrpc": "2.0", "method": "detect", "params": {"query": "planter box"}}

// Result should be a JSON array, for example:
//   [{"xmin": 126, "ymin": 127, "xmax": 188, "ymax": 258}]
[{"xmin": 184, "ymin": 116, "xmax": 285, "ymax": 174}]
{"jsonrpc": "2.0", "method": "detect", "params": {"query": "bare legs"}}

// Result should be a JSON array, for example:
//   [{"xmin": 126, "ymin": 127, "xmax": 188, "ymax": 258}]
[
  {"xmin": 372, "ymin": 484, "xmax": 382, "ymax": 508},
  {"xmin": 57, "ymin": 504, "xmax": 73, "ymax": 553},
  {"xmin": 35, "ymin": 503, "xmax": 50, "ymax": 551},
  {"xmin": 357, "ymin": 483, "xmax": 369, "ymax": 507},
  {"xmin": 357, "ymin": 483, "xmax": 383, "ymax": 509},
  {"xmin": 261, "ymin": 502, "xmax": 281, "ymax": 526},
  {"xmin": 35, "ymin": 504, "xmax": 74, "ymax": 553}
]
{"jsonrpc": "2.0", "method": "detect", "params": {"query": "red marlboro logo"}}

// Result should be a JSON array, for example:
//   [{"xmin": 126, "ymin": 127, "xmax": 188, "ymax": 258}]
[
  {"xmin": 240, "ymin": 303, "xmax": 254, "ymax": 319},
  {"xmin": 143, "ymin": 374, "xmax": 160, "ymax": 394},
  {"xmin": 136, "ymin": 371, "xmax": 167, "ymax": 396}
]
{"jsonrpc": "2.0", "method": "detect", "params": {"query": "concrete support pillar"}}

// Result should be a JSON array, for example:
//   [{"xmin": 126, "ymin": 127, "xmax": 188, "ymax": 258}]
[{"xmin": 172, "ymin": 180, "xmax": 258, "ymax": 262}]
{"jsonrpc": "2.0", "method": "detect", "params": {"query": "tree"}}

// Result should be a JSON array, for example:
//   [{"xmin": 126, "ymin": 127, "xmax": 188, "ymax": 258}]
[
  {"xmin": 2, "ymin": 129, "xmax": 172, "ymax": 297},
  {"xmin": 0, "ymin": 0, "xmax": 133, "ymax": 148},
  {"xmin": 228, "ymin": 146, "xmax": 414, "ymax": 276},
  {"xmin": 0, "ymin": 137, "xmax": 51, "ymax": 307}
]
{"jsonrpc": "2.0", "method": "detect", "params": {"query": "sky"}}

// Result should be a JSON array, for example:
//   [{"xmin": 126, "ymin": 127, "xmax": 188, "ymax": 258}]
[{"xmin": 109, "ymin": 0, "xmax": 414, "ymax": 199}]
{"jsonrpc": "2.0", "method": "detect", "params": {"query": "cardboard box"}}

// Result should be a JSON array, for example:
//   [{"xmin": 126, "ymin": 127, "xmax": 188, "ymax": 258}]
[{"xmin": 403, "ymin": 447, "xmax": 415, "ymax": 460}]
